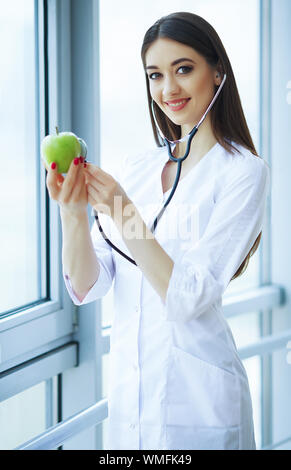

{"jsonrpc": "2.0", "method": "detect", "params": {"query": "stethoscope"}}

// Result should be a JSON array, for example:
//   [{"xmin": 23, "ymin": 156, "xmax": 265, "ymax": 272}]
[{"xmin": 84, "ymin": 74, "xmax": 227, "ymax": 266}]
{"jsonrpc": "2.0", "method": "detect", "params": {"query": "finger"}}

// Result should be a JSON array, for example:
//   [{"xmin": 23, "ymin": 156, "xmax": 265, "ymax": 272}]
[
  {"xmin": 87, "ymin": 191, "xmax": 96, "ymax": 208},
  {"xmin": 85, "ymin": 170, "xmax": 101, "ymax": 187},
  {"xmin": 85, "ymin": 173, "xmax": 106, "ymax": 203},
  {"xmin": 42, "ymin": 157, "xmax": 64, "ymax": 185},
  {"xmin": 87, "ymin": 189, "xmax": 111, "ymax": 216},
  {"xmin": 79, "ymin": 172, "xmax": 89, "ymax": 201},
  {"xmin": 41, "ymin": 157, "xmax": 50, "ymax": 172},
  {"xmin": 87, "ymin": 181, "xmax": 100, "ymax": 201},
  {"xmin": 72, "ymin": 166, "xmax": 87, "ymax": 201},
  {"xmin": 46, "ymin": 162, "xmax": 62, "ymax": 200},
  {"xmin": 84, "ymin": 164, "xmax": 107, "ymax": 185},
  {"xmin": 84, "ymin": 169, "xmax": 106, "ymax": 191},
  {"xmin": 61, "ymin": 157, "xmax": 82, "ymax": 202}
]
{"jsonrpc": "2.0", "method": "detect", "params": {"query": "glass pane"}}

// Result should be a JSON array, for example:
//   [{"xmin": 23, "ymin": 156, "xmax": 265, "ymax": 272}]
[
  {"xmin": 228, "ymin": 311, "xmax": 260, "ymax": 349},
  {"xmin": 101, "ymin": 353, "xmax": 109, "ymax": 449},
  {"xmin": 275, "ymin": 441, "xmax": 291, "ymax": 450},
  {"xmin": 224, "ymin": 247, "xmax": 261, "ymax": 297},
  {"xmin": 0, "ymin": 381, "xmax": 46, "ymax": 450},
  {"xmin": 228, "ymin": 313, "xmax": 262, "ymax": 447},
  {"xmin": 243, "ymin": 355, "xmax": 262, "ymax": 449},
  {"xmin": 271, "ymin": 348, "xmax": 291, "ymax": 450},
  {"xmin": 0, "ymin": 0, "xmax": 40, "ymax": 315}
]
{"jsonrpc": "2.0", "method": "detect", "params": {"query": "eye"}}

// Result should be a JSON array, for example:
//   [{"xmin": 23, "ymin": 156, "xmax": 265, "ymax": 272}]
[
  {"xmin": 177, "ymin": 65, "xmax": 193, "ymax": 74},
  {"xmin": 148, "ymin": 72, "xmax": 161, "ymax": 80},
  {"xmin": 148, "ymin": 65, "xmax": 193, "ymax": 80}
]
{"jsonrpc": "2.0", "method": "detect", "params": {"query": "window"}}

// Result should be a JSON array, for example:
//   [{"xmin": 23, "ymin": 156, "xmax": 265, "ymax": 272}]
[
  {"xmin": 0, "ymin": 0, "xmax": 44, "ymax": 316},
  {"xmin": 0, "ymin": 0, "xmax": 78, "ymax": 450}
]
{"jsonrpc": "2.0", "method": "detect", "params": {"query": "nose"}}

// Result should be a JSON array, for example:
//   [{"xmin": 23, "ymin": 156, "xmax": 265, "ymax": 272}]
[{"xmin": 162, "ymin": 74, "xmax": 181, "ymax": 99}]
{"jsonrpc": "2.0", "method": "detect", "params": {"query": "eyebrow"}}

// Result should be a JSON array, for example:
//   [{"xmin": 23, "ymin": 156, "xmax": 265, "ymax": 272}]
[{"xmin": 145, "ymin": 57, "xmax": 196, "ymax": 71}]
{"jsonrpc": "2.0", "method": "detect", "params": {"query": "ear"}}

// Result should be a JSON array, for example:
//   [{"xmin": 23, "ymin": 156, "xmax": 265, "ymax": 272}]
[
  {"xmin": 214, "ymin": 70, "xmax": 222, "ymax": 86},
  {"xmin": 214, "ymin": 61, "xmax": 224, "ymax": 85}
]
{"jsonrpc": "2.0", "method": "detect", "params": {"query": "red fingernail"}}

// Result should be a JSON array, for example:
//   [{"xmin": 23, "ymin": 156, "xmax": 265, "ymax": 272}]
[
  {"xmin": 79, "ymin": 156, "xmax": 84, "ymax": 163},
  {"xmin": 74, "ymin": 157, "xmax": 79, "ymax": 166},
  {"xmin": 84, "ymin": 163, "xmax": 87, "ymax": 168},
  {"xmin": 51, "ymin": 162, "xmax": 56, "ymax": 170}
]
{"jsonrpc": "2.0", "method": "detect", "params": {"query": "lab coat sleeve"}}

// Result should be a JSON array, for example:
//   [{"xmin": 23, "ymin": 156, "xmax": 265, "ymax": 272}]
[
  {"xmin": 63, "ymin": 155, "xmax": 129, "ymax": 306},
  {"xmin": 165, "ymin": 156, "xmax": 270, "ymax": 322}
]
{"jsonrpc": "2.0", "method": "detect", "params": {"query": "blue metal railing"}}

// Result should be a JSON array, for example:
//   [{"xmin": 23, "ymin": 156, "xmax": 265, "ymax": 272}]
[{"xmin": 16, "ymin": 398, "xmax": 108, "ymax": 450}]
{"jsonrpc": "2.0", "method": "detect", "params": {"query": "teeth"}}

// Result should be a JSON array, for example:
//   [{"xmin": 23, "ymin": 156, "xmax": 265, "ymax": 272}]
[{"xmin": 168, "ymin": 100, "xmax": 188, "ymax": 107}]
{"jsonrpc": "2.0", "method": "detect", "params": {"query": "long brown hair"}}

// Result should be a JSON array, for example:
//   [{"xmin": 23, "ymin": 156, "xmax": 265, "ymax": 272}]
[{"xmin": 141, "ymin": 11, "xmax": 262, "ymax": 282}]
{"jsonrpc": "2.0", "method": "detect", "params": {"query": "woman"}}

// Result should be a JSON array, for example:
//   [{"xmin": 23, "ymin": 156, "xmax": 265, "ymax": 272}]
[{"xmin": 44, "ymin": 12, "xmax": 270, "ymax": 450}]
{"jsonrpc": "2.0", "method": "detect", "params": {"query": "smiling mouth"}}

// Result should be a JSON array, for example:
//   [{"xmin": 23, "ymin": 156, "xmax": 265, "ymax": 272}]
[{"xmin": 166, "ymin": 98, "xmax": 191, "ymax": 111}]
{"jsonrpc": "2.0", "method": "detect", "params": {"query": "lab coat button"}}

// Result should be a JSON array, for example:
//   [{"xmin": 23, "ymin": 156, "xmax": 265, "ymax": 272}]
[
  {"xmin": 129, "ymin": 423, "xmax": 136, "ymax": 429},
  {"xmin": 135, "ymin": 306, "xmax": 140, "ymax": 313}
]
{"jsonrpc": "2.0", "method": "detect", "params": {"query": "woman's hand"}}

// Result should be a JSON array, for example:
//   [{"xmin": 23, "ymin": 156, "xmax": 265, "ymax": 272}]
[
  {"xmin": 84, "ymin": 163, "xmax": 130, "ymax": 220},
  {"xmin": 41, "ymin": 156, "xmax": 88, "ymax": 217}
]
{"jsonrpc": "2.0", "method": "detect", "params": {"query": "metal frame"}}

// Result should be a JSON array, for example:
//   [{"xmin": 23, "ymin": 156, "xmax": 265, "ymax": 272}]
[
  {"xmin": 0, "ymin": 302, "xmax": 74, "ymax": 374},
  {"xmin": 222, "ymin": 284, "xmax": 283, "ymax": 318},
  {"xmin": 0, "ymin": 342, "xmax": 78, "ymax": 403},
  {"xmin": 259, "ymin": 0, "xmax": 273, "ymax": 448}
]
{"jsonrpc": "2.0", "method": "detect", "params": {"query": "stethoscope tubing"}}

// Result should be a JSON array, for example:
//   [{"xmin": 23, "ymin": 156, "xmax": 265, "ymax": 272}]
[{"xmin": 93, "ymin": 126, "xmax": 198, "ymax": 266}]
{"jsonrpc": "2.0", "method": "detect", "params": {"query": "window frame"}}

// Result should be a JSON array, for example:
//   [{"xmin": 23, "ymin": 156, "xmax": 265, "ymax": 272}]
[{"xmin": 0, "ymin": 0, "xmax": 78, "ymax": 441}]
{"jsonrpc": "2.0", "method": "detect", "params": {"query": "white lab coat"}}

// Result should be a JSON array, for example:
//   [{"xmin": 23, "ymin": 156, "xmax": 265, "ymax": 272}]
[{"xmin": 64, "ymin": 141, "xmax": 270, "ymax": 450}]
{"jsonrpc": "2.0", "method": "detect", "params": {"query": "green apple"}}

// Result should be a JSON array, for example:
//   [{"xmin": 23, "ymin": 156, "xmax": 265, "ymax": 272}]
[{"xmin": 41, "ymin": 127, "xmax": 82, "ymax": 174}]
